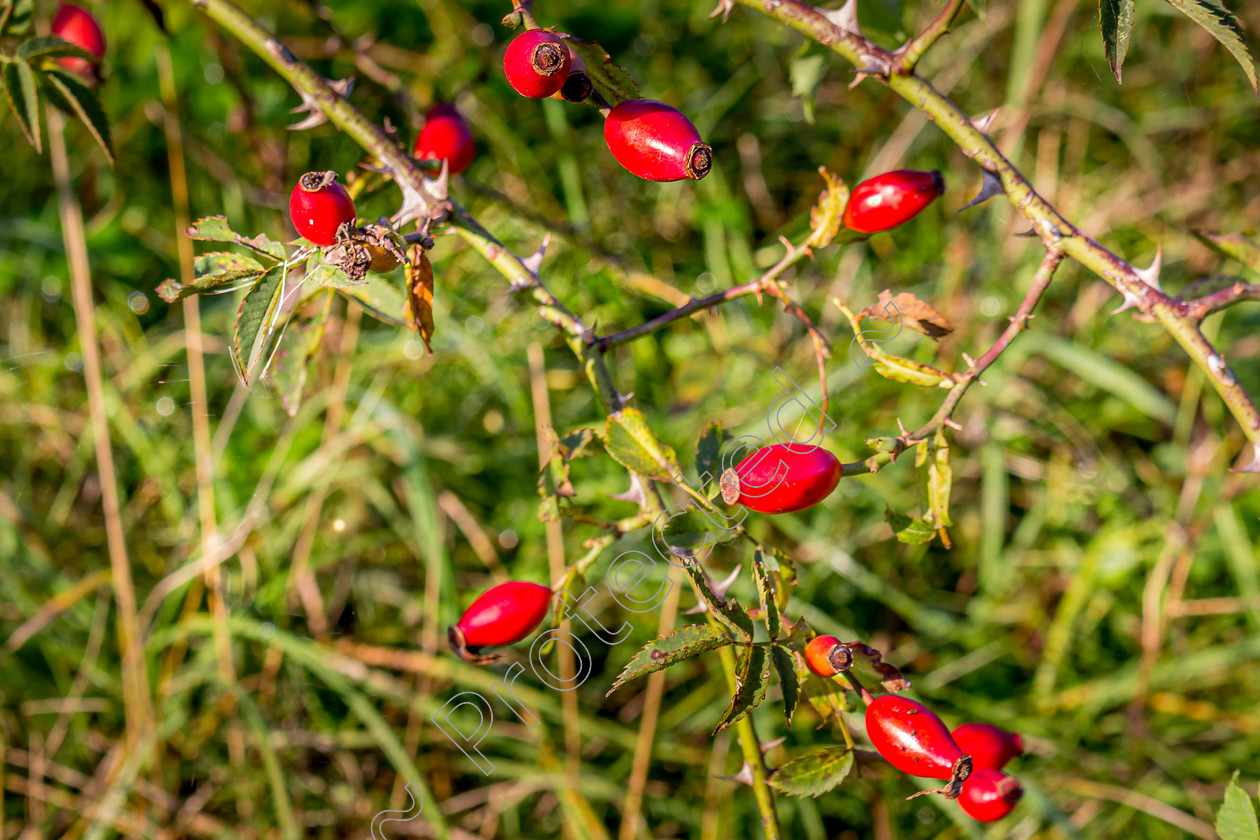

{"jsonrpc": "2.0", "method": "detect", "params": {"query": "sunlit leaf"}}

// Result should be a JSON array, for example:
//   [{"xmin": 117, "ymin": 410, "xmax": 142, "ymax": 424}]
[
  {"xmin": 186, "ymin": 216, "xmax": 287, "ymax": 261},
  {"xmin": 608, "ymin": 623, "xmax": 734, "ymax": 694},
  {"xmin": 601, "ymin": 407, "xmax": 681, "ymax": 482},
  {"xmin": 1164, "ymin": 0, "xmax": 1257, "ymax": 96},
  {"xmin": 232, "ymin": 266, "xmax": 285, "ymax": 386},
  {"xmin": 769, "ymin": 748, "xmax": 854, "ymax": 798},
  {"xmin": 1216, "ymin": 771, "xmax": 1260, "ymax": 840}
]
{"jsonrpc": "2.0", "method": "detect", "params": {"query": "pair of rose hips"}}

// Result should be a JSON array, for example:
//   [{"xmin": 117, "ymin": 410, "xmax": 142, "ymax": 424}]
[
  {"xmin": 805, "ymin": 636, "xmax": 1024, "ymax": 821},
  {"xmin": 447, "ymin": 580, "xmax": 553, "ymax": 663},
  {"xmin": 503, "ymin": 30, "xmax": 711, "ymax": 183},
  {"xmin": 51, "ymin": 3, "xmax": 106, "ymax": 77}
]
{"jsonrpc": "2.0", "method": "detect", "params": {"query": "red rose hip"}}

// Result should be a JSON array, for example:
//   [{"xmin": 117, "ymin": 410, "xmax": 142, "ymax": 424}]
[
  {"xmin": 805, "ymin": 635, "xmax": 848, "ymax": 677},
  {"xmin": 289, "ymin": 171, "xmax": 356, "ymax": 247},
  {"xmin": 503, "ymin": 30, "xmax": 570, "ymax": 99},
  {"xmin": 51, "ymin": 3, "xmax": 106, "ymax": 77},
  {"xmin": 415, "ymin": 104, "xmax": 476, "ymax": 175},
  {"xmin": 865, "ymin": 694, "xmax": 972, "ymax": 798},
  {"xmin": 604, "ymin": 100, "xmax": 712, "ymax": 182},
  {"xmin": 842, "ymin": 169, "xmax": 945, "ymax": 233},
  {"xmin": 958, "ymin": 769, "xmax": 1023, "ymax": 822},
  {"xmin": 448, "ymin": 581, "xmax": 552, "ymax": 664},
  {"xmin": 952, "ymin": 723, "xmax": 1023, "ymax": 772},
  {"xmin": 720, "ymin": 443, "xmax": 841, "ymax": 514}
]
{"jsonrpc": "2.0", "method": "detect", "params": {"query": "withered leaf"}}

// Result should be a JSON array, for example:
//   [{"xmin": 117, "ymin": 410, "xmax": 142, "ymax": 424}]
[
  {"xmin": 859, "ymin": 290, "xmax": 954, "ymax": 340},
  {"xmin": 405, "ymin": 245, "xmax": 435, "ymax": 353}
]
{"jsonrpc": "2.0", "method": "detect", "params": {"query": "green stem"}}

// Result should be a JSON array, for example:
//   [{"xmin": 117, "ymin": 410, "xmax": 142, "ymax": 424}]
[
  {"xmin": 714, "ymin": 641, "xmax": 782, "ymax": 840},
  {"xmin": 731, "ymin": 0, "xmax": 1260, "ymax": 456}
]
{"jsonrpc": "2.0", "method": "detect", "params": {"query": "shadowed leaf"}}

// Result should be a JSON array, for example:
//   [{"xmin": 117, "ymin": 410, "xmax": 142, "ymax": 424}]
[
  {"xmin": 714, "ymin": 645, "xmax": 769, "ymax": 732},
  {"xmin": 563, "ymin": 36, "xmax": 639, "ymax": 106},
  {"xmin": 771, "ymin": 646, "xmax": 799, "ymax": 726},
  {"xmin": 2, "ymin": 60, "xmax": 40, "ymax": 151},
  {"xmin": 41, "ymin": 69, "xmax": 112, "ymax": 165},
  {"xmin": 1100, "ymin": 0, "xmax": 1135, "ymax": 83},
  {"xmin": 265, "ymin": 289, "xmax": 332, "ymax": 416},
  {"xmin": 685, "ymin": 565, "xmax": 753, "ymax": 640}
]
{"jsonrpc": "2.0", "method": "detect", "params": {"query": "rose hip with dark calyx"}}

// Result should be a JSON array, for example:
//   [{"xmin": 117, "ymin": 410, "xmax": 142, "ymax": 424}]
[
  {"xmin": 415, "ymin": 104, "xmax": 475, "ymax": 175},
  {"xmin": 720, "ymin": 443, "xmax": 841, "ymax": 514},
  {"xmin": 842, "ymin": 169, "xmax": 945, "ymax": 234},
  {"xmin": 51, "ymin": 3, "xmax": 106, "ymax": 77},
  {"xmin": 551, "ymin": 44, "xmax": 593, "ymax": 103},
  {"xmin": 604, "ymin": 99, "xmax": 712, "ymax": 182},
  {"xmin": 865, "ymin": 694, "xmax": 972, "ymax": 798},
  {"xmin": 952, "ymin": 723, "xmax": 1023, "ymax": 772},
  {"xmin": 805, "ymin": 635, "xmax": 852, "ymax": 678},
  {"xmin": 448, "ymin": 581, "xmax": 552, "ymax": 664},
  {"xmin": 289, "ymin": 171, "xmax": 356, "ymax": 247},
  {"xmin": 958, "ymin": 769, "xmax": 1023, "ymax": 822},
  {"xmin": 503, "ymin": 30, "xmax": 570, "ymax": 99}
]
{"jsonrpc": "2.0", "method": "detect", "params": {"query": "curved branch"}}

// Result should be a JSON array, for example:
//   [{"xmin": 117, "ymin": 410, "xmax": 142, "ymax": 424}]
[{"xmin": 1183, "ymin": 281, "xmax": 1260, "ymax": 321}]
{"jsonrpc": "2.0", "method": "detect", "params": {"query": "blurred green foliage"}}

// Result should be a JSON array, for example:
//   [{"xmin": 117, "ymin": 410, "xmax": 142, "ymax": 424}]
[{"xmin": 2, "ymin": 0, "xmax": 1259, "ymax": 837}]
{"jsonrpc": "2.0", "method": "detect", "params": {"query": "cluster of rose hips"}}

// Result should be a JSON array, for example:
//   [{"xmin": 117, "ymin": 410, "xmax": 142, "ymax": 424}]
[
  {"xmin": 50, "ymin": 3, "xmax": 106, "ymax": 79},
  {"xmin": 503, "ymin": 28, "xmax": 712, "ymax": 183},
  {"xmin": 806, "ymin": 636, "xmax": 1026, "ymax": 822}
]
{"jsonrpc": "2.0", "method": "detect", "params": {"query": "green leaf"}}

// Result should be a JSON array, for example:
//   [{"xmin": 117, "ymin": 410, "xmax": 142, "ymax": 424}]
[
  {"xmin": 768, "ymin": 748, "xmax": 854, "ymax": 798},
  {"xmin": 336, "ymin": 272, "xmax": 407, "ymax": 327},
  {"xmin": 771, "ymin": 646, "xmax": 800, "ymax": 727},
  {"xmin": 753, "ymin": 550, "xmax": 781, "ymax": 639},
  {"xmin": 915, "ymin": 431, "xmax": 953, "ymax": 535},
  {"xmin": 789, "ymin": 51, "xmax": 826, "ymax": 124},
  {"xmin": 17, "ymin": 35, "xmax": 96, "ymax": 62},
  {"xmin": 1099, "ymin": 0, "xmax": 1135, "ymax": 82},
  {"xmin": 657, "ymin": 506, "xmax": 738, "ymax": 560},
  {"xmin": 563, "ymin": 37, "xmax": 639, "ymax": 107},
  {"xmin": 885, "ymin": 507, "xmax": 936, "ymax": 545},
  {"xmin": 264, "ymin": 289, "xmax": 333, "ymax": 417},
  {"xmin": 837, "ymin": 301, "xmax": 958, "ymax": 388},
  {"xmin": 836, "ymin": 640, "xmax": 911, "ymax": 693},
  {"xmin": 695, "ymin": 421, "xmax": 725, "ymax": 486},
  {"xmin": 601, "ymin": 407, "xmax": 681, "ymax": 482},
  {"xmin": 41, "ymin": 69, "xmax": 112, "ymax": 165},
  {"xmin": 1193, "ymin": 230, "xmax": 1260, "ymax": 274},
  {"xmin": 232, "ymin": 266, "xmax": 285, "ymax": 387},
  {"xmin": 713, "ymin": 645, "xmax": 770, "ymax": 733},
  {"xmin": 607, "ymin": 623, "xmax": 734, "ymax": 695},
  {"xmin": 186, "ymin": 216, "xmax": 287, "ymax": 261},
  {"xmin": 1163, "ymin": 0, "xmax": 1258, "ymax": 95},
  {"xmin": 156, "ymin": 252, "xmax": 266, "ymax": 302},
  {"xmin": 1, "ymin": 60, "xmax": 40, "ymax": 152},
  {"xmin": 685, "ymin": 565, "xmax": 753, "ymax": 641},
  {"xmin": 1, "ymin": 0, "xmax": 35, "ymax": 37},
  {"xmin": 1217, "ymin": 772, "xmax": 1260, "ymax": 840}
]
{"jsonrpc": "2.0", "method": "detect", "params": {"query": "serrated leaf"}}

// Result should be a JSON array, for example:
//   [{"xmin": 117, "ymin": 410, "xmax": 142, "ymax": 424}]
[
  {"xmin": 608, "ymin": 623, "xmax": 734, "ymax": 694},
  {"xmin": 1164, "ymin": 0, "xmax": 1257, "ymax": 95},
  {"xmin": 601, "ymin": 407, "xmax": 681, "ymax": 481},
  {"xmin": 1192, "ymin": 230, "xmax": 1260, "ymax": 274},
  {"xmin": 2, "ymin": 60, "xmax": 40, "ymax": 152},
  {"xmin": 837, "ymin": 640, "xmax": 911, "ymax": 693},
  {"xmin": 695, "ymin": 421, "xmax": 725, "ymax": 488},
  {"xmin": 41, "ymin": 69, "xmax": 112, "ymax": 165},
  {"xmin": 186, "ymin": 216, "xmax": 287, "ymax": 261},
  {"xmin": 768, "ymin": 748, "xmax": 854, "ymax": 798},
  {"xmin": 713, "ymin": 645, "xmax": 770, "ymax": 733},
  {"xmin": 753, "ymin": 550, "xmax": 781, "ymax": 639},
  {"xmin": 18, "ymin": 35, "xmax": 96, "ymax": 62},
  {"xmin": 404, "ymin": 247, "xmax": 435, "ymax": 353},
  {"xmin": 231, "ymin": 266, "xmax": 285, "ymax": 387},
  {"xmin": 685, "ymin": 565, "xmax": 753, "ymax": 640},
  {"xmin": 1100, "ymin": 0, "xmax": 1135, "ymax": 83},
  {"xmin": 538, "ymin": 426, "xmax": 594, "ymax": 523},
  {"xmin": 1216, "ymin": 772, "xmax": 1260, "ymax": 840},
  {"xmin": 265, "ymin": 288, "xmax": 332, "ymax": 416},
  {"xmin": 771, "ymin": 646, "xmax": 799, "ymax": 726},
  {"xmin": 563, "ymin": 37, "xmax": 639, "ymax": 107},
  {"xmin": 157, "ymin": 253, "xmax": 266, "ymax": 302},
  {"xmin": 885, "ymin": 506, "xmax": 936, "ymax": 545},
  {"xmin": 337, "ymin": 273, "xmax": 407, "ymax": 327},
  {"xmin": 858, "ymin": 290, "xmax": 954, "ymax": 339},
  {"xmin": 806, "ymin": 168, "xmax": 850, "ymax": 248}
]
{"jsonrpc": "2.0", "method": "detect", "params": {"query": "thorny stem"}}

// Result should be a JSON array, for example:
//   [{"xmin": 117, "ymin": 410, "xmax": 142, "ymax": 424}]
[
  {"xmin": 1184, "ymin": 281, "xmax": 1260, "ymax": 322},
  {"xmin": 729, "ymin": 0, "xmax": 1260, "ymax": 467},
  {"xmin": 894, "ymin": 0, "xmax": 965, "ymax": 73}
]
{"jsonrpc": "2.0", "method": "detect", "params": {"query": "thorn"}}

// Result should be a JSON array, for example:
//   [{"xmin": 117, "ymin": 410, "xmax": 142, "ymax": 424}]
[
  {"xmin": 1109, "ymin": 290, "xmax": 1143, "ymax": 316},
  {"xmin": 1232, "ymin": 441, "xmax": 1260, "ymax": 473},
  {"xmin": 609, "ymin": 474, "xmax": 648, "ymax": 507},
  {"xmin": 760, "ymin": 736, "xmax": 787, "ymax": 753},
  {"xmin": 943, "ymin": 417, "xmax": 963, "ymax": 431},
  {"xmin": 710, "ymin": 564, "xmax": 742, "ymax": 601},
  {"xmin": 424, "ymin": 160, "xmax": 451, "ymax": 202},
  {"xmin": 1134, "ymin": 246, "xmax": 1163, "ymax": 291},
  {"xmin": 709, "ymin": 0, "xmax": 735, "ymax": 22},
  {"xmin": 778, "ymin": 234, "xmax": 793, "ymax": 252},
  {"xmin": 717, "ymin": 761, "xmax": 757, "ymax": 786},
  {"xmin": 960, "ymin": 170, "xmax": 1003, "ymax": 210},
  {"xmin": 682, "ymin": 601, "xmax": 710, "ymax": 615},
  {"xmin": 970, "ymin": 108, "xmax": 999, "ymax": 135},
  {"xmin": 1013, "ymin": 227, "xmax": 1038, "ymax": 237},
  {"xmin": 961, "ymin": 352, "xmax": 976, "ymax": 368},
  {"xmin": 393, "ymin": 175, "xmax": 436, "ymax": 227},
  {"xmin": 521, "ymin": 232, "xmax": 551, "ymax": 277},
  {"xmin": 819, "ymin": 0, "xmax": 861, "ymax": 36},
  {"xmin": 848, "ymin": 59, "xmax": 887, "ymax": 89},
  {"xmin": 896, "ymin": 417, "xmax": 910, "ymax": 438},
  {"xmin": 287, "ymin": 77, "xmax": 354, "ymax": 131}
]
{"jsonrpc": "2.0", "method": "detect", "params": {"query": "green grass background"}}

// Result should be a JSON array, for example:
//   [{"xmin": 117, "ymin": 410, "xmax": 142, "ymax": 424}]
[{"xmin": 2, "ymin": 0, "xmax": 1259, "ymax": 837}]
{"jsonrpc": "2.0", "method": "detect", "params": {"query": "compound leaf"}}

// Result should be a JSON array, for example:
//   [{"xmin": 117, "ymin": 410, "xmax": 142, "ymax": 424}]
[
  {"xmin": 608, "ymin": 623, "xmax": 734, "ymax": 695},
  {"xmin": 769, "ymin": 748, "xmax": 854, "ymax": 798}
]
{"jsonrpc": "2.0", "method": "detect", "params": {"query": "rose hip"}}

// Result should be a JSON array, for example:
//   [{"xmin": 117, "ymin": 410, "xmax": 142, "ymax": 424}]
[
  {"xmin": 865, "ymin": 694, "xmax": 972, "ymax": 798},
  {"xmin": 414, "ymin": 104, "xmax": 476, "ymax": 175},
  {"xmin": 842, "ymin": 169, "xmax": 945, "ymax": 233},
  {"xmin": 720, "ymin": 443, "xmax": 841, "ymax": 514},
  {"xmin": 289, "ymin": 171, "xmax": 356, "ymax": 247},
  {"xmin": 805, "ymin": 635, "xmax": 849, "ymax": 677},
  {"xmin": 503, "ymin": 30, "xmax": 570, "ymax": 99},
  {"xmin": 448, "ymin": 581, "xmax": 552, "ymax": 664},
  {"xmin": 603, "ymin": 99, "xmax": 712, "ymax": 182},
  {"xmin": 51, "ymin": 3, "xmax": 106, "ymax": 77},
  {"xmin": 958, "ymin": 769, "xmax": 1023, "ymax": 822},
  {"xmin": 951, "ymin": 723, "xmax": 1023, "ymax": 772}
]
